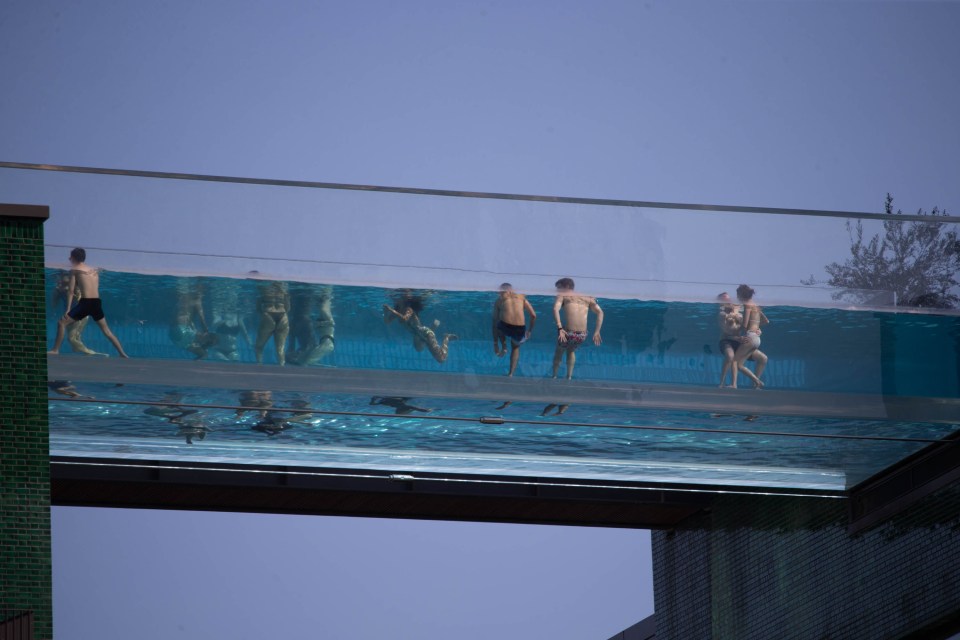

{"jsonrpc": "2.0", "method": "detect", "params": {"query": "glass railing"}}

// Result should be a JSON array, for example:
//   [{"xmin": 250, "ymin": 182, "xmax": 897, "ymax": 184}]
[{"xmin": 4, "ymin": 162, "xmax": 958, "ymax": 494}]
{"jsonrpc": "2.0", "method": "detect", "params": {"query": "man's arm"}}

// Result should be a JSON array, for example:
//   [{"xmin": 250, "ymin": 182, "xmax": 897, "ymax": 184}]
[
  {"xmin": 590, "ymin": 299, "xmax": 603, "ymax": 345},
  {"xmin": 382, "ymin": 304, "xmax": 402, "ymax": 323},
  {"xmin": 553, "ymin": 296, "xmax": 566, "ymax": 342},
  {"xmin": 523, "ymin": 298, "xmax": 537, "ymax": 335},
  {"xmin": 65, "ymin": 274, "xmax": 77, "ymax": 317},
  {"xmin": 492, "ymin": 298, "xmax": 502, "ymax": 342}
]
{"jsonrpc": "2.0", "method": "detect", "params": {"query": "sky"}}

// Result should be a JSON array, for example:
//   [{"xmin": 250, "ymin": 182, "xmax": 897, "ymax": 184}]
[{"xmin": 2, "ymin": 1, "xmax": 960, "ymax": 638}]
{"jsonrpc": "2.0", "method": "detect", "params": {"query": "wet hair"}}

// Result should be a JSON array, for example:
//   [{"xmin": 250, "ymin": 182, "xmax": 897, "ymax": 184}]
[
  {"xmin": 70, "ymin": 248, "xmax": 86, "ymax": 263},
  {"xmin": 499, "ymin": 283, "xmax": 512, "ymax": 291},
  {"xmin": 736, "ymin": 284, "xmax": 755, "ymax": 301},
  {"xmin": 716, "ymin": 292, "xmax": 730, "ymax": 301},
  {"xmin": 393, "ymin": 294, "xmax": 424, "ymax": 314},
  {"xmin": 555, "ymin": 277, "xmax": 575, "ymax": 290}
]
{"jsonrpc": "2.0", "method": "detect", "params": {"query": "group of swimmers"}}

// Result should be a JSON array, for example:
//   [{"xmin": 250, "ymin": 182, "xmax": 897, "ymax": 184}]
[
  {"xmin": 136, "ymin": 389, "xmax": 434, "ymax": 444},
  {"xmin": 48, "ymin": 247, "xmax": 769, "ymax": 391},
  {"xmin": 167, "ymin": 278, "xmax": 335, "ymax": 366},
  {"xmin": 384, "ymin": 277, "xmax": 604, "ymax": 382},
  {"xmin": 47, "ymin": 248, "xmax": 337, "ymax": 366}
]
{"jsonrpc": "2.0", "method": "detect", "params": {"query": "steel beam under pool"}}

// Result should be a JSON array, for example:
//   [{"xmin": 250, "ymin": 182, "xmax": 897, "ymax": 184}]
[{"xmin": 48, "ymin": 356, "xmax": 960, "ymax": 424}]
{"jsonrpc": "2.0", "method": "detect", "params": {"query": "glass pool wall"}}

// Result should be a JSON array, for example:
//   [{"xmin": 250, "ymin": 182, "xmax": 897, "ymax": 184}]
[{"xmin": 4, "ymin": 163, "xmax": 958, "ymax": 492}]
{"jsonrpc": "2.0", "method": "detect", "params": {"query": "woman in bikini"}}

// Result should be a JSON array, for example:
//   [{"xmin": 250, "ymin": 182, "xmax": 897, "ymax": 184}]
[
  {"xmin": 254, "ymin": 281, "xmax": 290, "ymax": 365},
  {"xmin": 731, "ymin": 284, "xmax": 768, "ymax": 389},
  {"xmin": 382, "ymin": 293, "xmax": 457, "ymax": 364}
]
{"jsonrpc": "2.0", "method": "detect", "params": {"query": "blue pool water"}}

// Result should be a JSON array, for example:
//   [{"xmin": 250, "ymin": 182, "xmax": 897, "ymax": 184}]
[
  {"xmin": 45, "ymin": 270, "xmax": 960, "ymax": 396},
  {"xmin": 46, "ymin": 270, "xmax": 960, "ymax": 491}
]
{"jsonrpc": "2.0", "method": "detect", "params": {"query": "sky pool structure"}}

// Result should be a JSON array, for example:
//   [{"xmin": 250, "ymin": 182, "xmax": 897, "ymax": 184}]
[{"xmin": 2, "ymin": 163, "xmax": 959, "ymax": 639}]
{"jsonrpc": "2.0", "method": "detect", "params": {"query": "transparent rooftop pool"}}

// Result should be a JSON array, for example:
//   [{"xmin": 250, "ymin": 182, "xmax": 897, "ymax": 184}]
[
  {"xmin": 4, "ymin": 162, "xmax": 956, "ymax": 497},
  {"xmin": 45, "ymin": 271, "xmax": 960, "ymax": 495}
]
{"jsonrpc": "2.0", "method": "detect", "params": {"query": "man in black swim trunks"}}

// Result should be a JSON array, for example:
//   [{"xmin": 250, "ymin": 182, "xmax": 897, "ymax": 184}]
[
  {"xmin": 48, "ymin": 248, "xmax": 129, "ymax": 357},
  {"xmin": 492, "ymin": 283, "xmax": 537, "ymax": 376}
]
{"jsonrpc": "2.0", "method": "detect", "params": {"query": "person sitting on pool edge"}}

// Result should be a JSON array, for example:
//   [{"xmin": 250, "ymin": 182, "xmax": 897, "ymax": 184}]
[{"xmin": 48, "ymin": 248, "xmax": 129, "ymax": 358}]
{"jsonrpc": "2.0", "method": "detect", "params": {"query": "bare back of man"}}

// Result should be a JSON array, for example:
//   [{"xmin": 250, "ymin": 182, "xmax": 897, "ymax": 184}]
[
  {"xmin": 491, "ymin": 284, "xmax": 536, "ymax": 376},
  {"xmin": 72, "ymin": 267, "xmax": 100, "ymax": 299}
]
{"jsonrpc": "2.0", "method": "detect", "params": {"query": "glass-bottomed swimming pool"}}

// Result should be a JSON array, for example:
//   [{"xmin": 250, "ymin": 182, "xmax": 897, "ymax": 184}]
[{"xmin": 46, "ymin": 270, "xmax": 960, "ymax": 494}]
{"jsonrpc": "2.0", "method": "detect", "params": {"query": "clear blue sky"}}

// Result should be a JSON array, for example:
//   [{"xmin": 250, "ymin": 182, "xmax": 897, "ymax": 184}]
[{"xmin": 3, "ymin": 1, "xmax": 959, "ymax": 638}]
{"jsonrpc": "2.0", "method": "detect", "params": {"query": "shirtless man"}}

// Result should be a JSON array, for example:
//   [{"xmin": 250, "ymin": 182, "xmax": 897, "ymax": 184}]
[
  {"xmin": 550, "ymin": 277, "xmax": 603, "ymax": 379},
  {"xmin": 492, "ymin": 283, "xmax": 536, "ymax": 376},
  {"xmin": 50, "ymin": 270, "xmax": 105, "ymax": 355},
  {"xmin": 48, "ymin": 248, "xmax": 129, "ymax": 357}
]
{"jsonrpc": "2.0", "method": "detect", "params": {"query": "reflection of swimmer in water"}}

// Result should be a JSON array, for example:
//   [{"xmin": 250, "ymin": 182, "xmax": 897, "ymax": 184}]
[
  {"xmin": 47, "ymin": 380, "xmax": 92, "ymax": 399},
  {"xmin": 382, "ymin": 294, "xmax": 457, "ymax": 364},
  {"xmin": 50, "ymin": 271, "xmax": 105, "ymax": 356},
  {"xmin": 254, "ymin": 281, "xmax": 290, "ymax": 365},
  {"xmin": 169, "ymin": 281, "xmax": 212, "ymax": 359},
  {"xmin": 236, "ymin": 390, "xmax": 274, "ymax": 419},
  {"xmin": 175, "ymin": 412, "xmax": 211, "ymax": 444},
  {"xmin": 288, "ymin": 285, "xmax": 335, "ymax": 366},
  {"xmin": 141, "ymin": 392, "xmax": 208, "ymax": 444},
  {"xmin": 370, "ymin": 396, "xmax": 433, "ymax": 415},
  {"xmin": 540, "ymin": 403, "xmax": 569, "ymax": 417},
  {"xmin": 252, "ymin": 399, "xmax": 316, "ymax": 435},
  {"xmin": 142, "ymin": 392, "xmax": 199, "ymax": 423}
]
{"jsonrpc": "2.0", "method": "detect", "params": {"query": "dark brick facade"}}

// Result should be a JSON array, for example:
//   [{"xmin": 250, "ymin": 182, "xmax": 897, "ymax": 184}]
[
  {"xmin": 653, "ymin": 484, "xmax": 960, "ymax": 639},
  {"xmin": 0, "ymin": 210, "xmax": 51, "ymax": 639}
]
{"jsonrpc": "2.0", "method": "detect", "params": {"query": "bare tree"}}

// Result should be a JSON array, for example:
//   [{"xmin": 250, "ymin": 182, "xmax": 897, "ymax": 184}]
[{"xmin": 803, "ymin": 195, "xmax": 959, "ymax": 308}]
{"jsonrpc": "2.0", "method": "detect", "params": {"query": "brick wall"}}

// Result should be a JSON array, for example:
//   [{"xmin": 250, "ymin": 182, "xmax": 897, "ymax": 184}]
[
  {"xmin": 652, "ymin": 484, "xmax": 960, "ymax": 639},
  {"xmin": 0, "ymin": 212, "xmax": 51, "ymax": 639}
]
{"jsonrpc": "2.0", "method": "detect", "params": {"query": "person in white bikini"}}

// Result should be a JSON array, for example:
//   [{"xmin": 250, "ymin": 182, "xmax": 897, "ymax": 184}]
[{"xmin": 731, "ymin": 284, "xmax": 768, "ymax": 389}]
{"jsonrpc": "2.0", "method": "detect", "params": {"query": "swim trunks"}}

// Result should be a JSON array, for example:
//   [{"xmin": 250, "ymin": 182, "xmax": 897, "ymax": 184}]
[
  {"xmin": 497, "ymin": 321, "xmax": 527, "ymax": 345},
  {"xmin": 67, "ymin": 298, "xmax": 105, "ymax": 322},
  {"xmin": 718, "ymin": 338, "xmax": 740, "ymax": 353},
  {"xmin": 557, "ymin": 329, "xmax": 587, "ymax": 351}
]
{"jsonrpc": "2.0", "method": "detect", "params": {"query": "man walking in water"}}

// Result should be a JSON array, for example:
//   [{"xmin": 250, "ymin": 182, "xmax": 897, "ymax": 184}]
[
  {"xmin": 550, "ymin": 277, "xmax": 603, "ymax": 379},
  {"xmin": 541, "ymin": 278, "xmax": 603, "ymax": 416},
  {"xmin": 48, "ymin": 248, "xmax": 129, "ymax": 358},
  {"xmin": 492, "ymin": 283, "xmax": 536, "ymax": 376}
]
